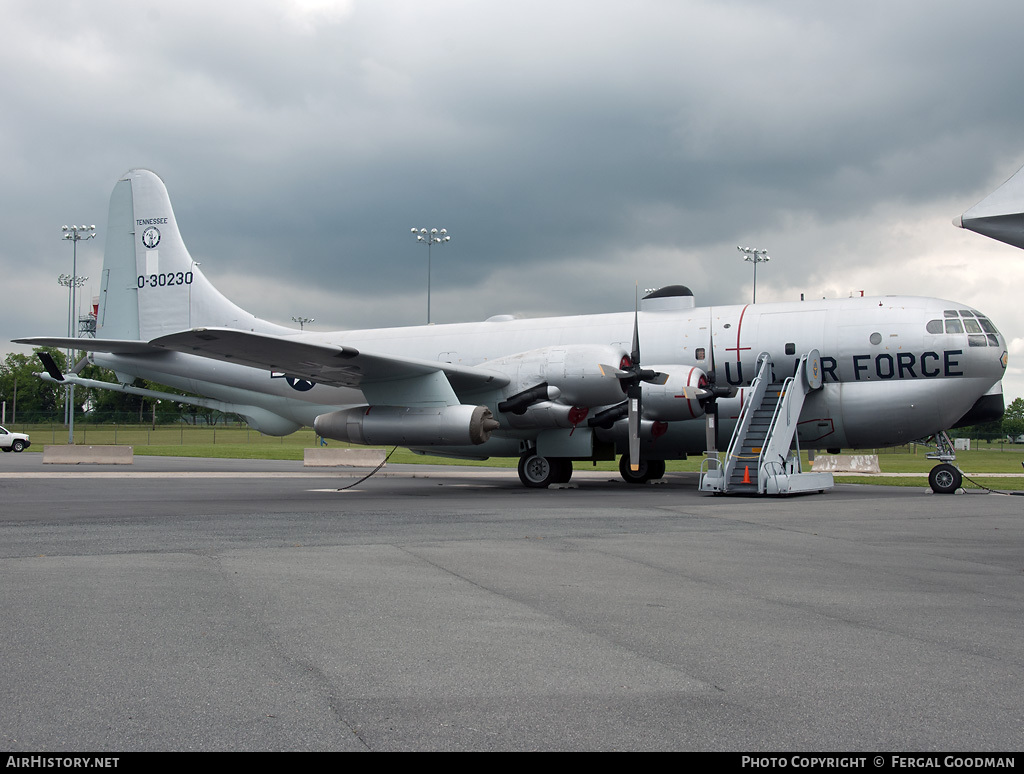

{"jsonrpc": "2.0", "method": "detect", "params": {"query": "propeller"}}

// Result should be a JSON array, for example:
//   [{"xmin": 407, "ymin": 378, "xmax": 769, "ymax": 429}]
[
  {"xmin": 608, "ymin": 300, "xmax": 668, "ymax": 472},
  {"xmin": 703, "ymin": 341, "xmax": 721, "ymax": 458},
  {"xmin": 699, "ymin": 328, "xmax": 736, "ymax": 466}
]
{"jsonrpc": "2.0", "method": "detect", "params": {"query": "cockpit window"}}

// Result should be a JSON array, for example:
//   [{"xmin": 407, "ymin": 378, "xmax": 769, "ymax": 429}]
[{"xmin": 928, "ymin": 312, "xmax": 1000, "ymax": 344}]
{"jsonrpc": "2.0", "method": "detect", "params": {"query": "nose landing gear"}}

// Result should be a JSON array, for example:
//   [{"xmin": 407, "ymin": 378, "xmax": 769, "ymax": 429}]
[{"xmin": 923, "ymin": 432, "xmax": 965, "ymax": 494}]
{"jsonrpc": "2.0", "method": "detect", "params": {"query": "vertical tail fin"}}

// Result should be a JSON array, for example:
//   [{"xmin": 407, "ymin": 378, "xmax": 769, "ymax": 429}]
[{"xmin": 97, "ymin": 169, "xmax": 288, "ymax": 341}]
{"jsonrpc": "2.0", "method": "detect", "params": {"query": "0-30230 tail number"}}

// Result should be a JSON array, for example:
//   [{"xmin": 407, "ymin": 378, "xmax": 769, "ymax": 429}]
[{"xmin": 137, "ymin": 272, "xmax": 193, "ymax": 289}]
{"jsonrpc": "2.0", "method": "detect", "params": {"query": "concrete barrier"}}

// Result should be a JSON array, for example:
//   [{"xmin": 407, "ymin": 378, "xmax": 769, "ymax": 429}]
[
  {"xmin": 304, "ymin": 447, "xmax": 386, "ymax": 467},
  {"xmin": 810, "ymin": 454, "xmax": 881, "ymax": 474},
  {"xmin": 43, "ymin": 445, "xmax": 134, "ymax": 465}
]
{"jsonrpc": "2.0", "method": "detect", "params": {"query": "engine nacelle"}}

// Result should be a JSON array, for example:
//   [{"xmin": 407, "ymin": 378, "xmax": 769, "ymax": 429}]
[
  {"xmin": 502, "ymin": 401, "xmax": 591, "ymax": 429},
  {"xmin": 489, "ymin": 344, "xmax": 629, "ymax": 408},
  {"xmin": 314, "ymin": 404, "xmax": 499, "ymax": 447},
  {"xmin": 641, "ymin": 365, "xmax": 708, "ymax": 421}
]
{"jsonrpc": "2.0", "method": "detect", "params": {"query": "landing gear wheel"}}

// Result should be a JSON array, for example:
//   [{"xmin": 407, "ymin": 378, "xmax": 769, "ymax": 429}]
[
  {"xmin": 551, "ymin": 458, "xmax": 573, "ymax": 484},
  {"xmin": 518, "ymin": 453, "xmax": 559, "ymax": 488},
  {"xmin": 11, "ymin": 440, "xmax": 24, "ymax": 453},
  {"xmin": 928, "ymin": 463, "xmax": 962, "ymax": 494},
  {"xmin": 619, "ymin": 455, "xmax": 664, "ymax": 484}
]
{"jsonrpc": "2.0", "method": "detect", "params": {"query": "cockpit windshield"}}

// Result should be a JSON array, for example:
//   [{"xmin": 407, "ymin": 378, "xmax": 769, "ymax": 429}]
[{"xmin": 926, "ymin": 310, "xmax": 1000, "ymax": 347}]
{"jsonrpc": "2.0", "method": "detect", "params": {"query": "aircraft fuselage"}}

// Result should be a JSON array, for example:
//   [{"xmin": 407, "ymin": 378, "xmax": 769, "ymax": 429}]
[{"xmin": 91, "ymin": 293, "xmax": 1006, "ymax": 458}]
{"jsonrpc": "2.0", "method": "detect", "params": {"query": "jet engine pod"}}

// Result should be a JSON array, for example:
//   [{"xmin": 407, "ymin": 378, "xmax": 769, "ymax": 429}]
[
  {"xmin": 314, "ymin": 404, "xmax": 499, "ymax": 446},
  {"xmin": 640, "ymin": 365, "xmax": 708, "ymax": 421},
  {"xmin": 238, "ymin": 406, "xmax": 303, "ymax": 436}
]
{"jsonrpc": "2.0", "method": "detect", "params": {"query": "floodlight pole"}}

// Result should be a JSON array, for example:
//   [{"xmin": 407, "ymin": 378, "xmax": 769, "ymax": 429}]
[
  {"xmin": 738, "ymin": 245, "xmax": 770, "ymax": 303},
  {"xmin": 60, "ymin": 224, "xmax": 96, "ymax": 443},
  {"xmin": 291, "ymin": 316, "xmax": 314, "ymax": 331},
  {"xmin": 410, "ymin": 227, "xmax": 451, "ymax": 324}
]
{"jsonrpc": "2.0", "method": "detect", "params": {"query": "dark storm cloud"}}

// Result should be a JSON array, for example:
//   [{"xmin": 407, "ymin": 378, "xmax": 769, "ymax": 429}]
[{"xmin": 4, "ymin": 0, "xmax": 1024, "ymax": 397}]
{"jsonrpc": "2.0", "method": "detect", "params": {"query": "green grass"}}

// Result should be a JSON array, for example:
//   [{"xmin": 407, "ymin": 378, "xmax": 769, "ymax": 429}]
[{"xmin": 7, "ymin": 423, "xmax": 1024, "ymax": 488}]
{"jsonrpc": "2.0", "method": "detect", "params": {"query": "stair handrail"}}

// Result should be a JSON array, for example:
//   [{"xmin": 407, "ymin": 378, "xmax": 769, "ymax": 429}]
[{"xmin": 721, "ymin": 352, "xmax": 773, "ymax": 486}]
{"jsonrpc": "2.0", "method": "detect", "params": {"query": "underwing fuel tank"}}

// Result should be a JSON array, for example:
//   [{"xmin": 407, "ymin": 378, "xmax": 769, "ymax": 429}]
[{"xmin": 314, "ymin": 404, "xmax": 499, "ymax": 446}]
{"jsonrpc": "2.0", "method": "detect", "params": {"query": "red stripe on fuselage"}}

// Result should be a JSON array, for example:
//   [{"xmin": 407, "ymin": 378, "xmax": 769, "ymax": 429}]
[{"xmin": 725, "ymin": 304, "xmax": 752, "ymax": 362}]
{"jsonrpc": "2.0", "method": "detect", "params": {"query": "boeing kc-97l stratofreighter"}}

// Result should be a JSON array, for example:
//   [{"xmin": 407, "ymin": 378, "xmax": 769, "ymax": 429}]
[{"xmin": 16, "ymin": 169, "xmax": 1007, "ymax": 494}]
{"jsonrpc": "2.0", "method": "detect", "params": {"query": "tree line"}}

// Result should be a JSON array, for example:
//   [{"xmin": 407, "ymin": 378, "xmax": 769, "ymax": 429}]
[{"xmin": 0, "ymin": 348, "xmax": 236, "ymax": 426}]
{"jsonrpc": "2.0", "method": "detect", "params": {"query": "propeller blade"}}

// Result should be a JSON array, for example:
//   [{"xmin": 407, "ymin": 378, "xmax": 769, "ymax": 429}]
[
  {"xmin": 714, "ymin": 384, "xmax": 738, "ymax": 399},
  {"xmin": 598, "ymin": 364, "xmax": 630, "ymax": 379},
  {"xmin": 677, "ymin": 385, "xmax": 711, "ymax": 400},
  {"xmin": 703, "ymin": 326, "xmax": 721, "ymax": 464},
  {"xmin": 599, "ymin": 365, "xmax": 668, "ymax": 385},
  {"xmin": 631, "ymin": 306, "xmax": 641, "ymax": 367},
  {"xmin": 637, "ymin": 368, "xmax": 668, "ymax": 385},
  {"xmin": 705, "ymin": 400, "xmax": 719, "ymax": 453},
  {"xmin": 627, "ymin": 385, "xmax": 641, "ymax": 471}
]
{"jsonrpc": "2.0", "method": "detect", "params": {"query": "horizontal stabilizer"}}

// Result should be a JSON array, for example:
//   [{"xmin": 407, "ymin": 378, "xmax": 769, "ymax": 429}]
[{"xmin": 13, "ymin": 337, "xmax": 164, "ymax": 355}]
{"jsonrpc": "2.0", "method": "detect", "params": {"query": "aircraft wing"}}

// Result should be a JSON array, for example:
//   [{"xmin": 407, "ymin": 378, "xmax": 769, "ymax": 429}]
[
  {"xmin": 955, "ymin": 162, "xmax": 1024, "ymax": 249},
  {"xmin": 150, "ymin": 327, "xmax": 510, "ymax": 402},
  {"xmin": 12, "ymin": 337, "xmax": 163, "ymax": 355}
]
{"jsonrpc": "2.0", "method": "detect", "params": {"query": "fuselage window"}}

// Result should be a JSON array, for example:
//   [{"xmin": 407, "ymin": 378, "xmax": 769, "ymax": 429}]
[
  {"xmin": 944, "ymin": 310, "xmax": 959, "ymax": 318},
  {"xmin": 964, "ymin": 318, "xmax": 983, "ymax": 334},
  {"xmin": 945, "ymin": 319, "xmax": 964, "ymax": 334},
  {"xmin": 968, "ymin": 335, "xmax": 988, "ymax": 347},
  {"xmin": 926, "ymin": 320, "xmax": 943, "ymax": 334}
]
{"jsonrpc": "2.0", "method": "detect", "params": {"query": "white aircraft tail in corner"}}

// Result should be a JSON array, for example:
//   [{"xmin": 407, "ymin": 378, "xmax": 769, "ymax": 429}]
[
  {"xmin": 954, "ymin": 160, "xmax": 1024, "ymax": 250},
  {"xmin": 98, "ymin": 168, "xmax": 288, "ymax": 342}
]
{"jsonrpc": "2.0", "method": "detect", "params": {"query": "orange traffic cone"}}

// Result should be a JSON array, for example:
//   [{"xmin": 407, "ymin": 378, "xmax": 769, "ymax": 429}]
[{"xmin": 742, "ymin": 465, "xmax": 751, "ymax": 484}]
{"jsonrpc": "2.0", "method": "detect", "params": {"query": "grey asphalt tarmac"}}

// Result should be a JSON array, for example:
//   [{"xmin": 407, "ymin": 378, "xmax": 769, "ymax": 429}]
[{"xmin": 1, "ymin": 454, "xmax": 1022, "ymax": 751}]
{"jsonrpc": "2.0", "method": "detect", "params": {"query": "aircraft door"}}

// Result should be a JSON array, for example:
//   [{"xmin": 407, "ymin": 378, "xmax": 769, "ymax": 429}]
[
  {"xmin": 709, "ymin": 306, "xmax": 759, "ymax": 389},
  {"xmin": 755, "ymin": 309, "xmax": 827, "ymax": 381}
]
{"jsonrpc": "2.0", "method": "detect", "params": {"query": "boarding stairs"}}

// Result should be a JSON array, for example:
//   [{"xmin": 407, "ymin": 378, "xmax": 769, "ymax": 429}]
[{"xmin": 699, "ymin": 350, "xmax": 834, "ymax": 496}]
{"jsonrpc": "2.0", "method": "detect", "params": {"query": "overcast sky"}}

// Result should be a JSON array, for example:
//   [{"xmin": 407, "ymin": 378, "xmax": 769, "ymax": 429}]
[{"xmin": 5, "ymin": 0, "xmax": 1024, "ymax": 401}]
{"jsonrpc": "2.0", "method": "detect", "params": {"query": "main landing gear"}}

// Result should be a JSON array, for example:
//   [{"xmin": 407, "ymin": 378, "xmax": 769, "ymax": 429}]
[
  {"xmin": 618, "ymin": 454, "xmax": 665, "ymax": 484},
  {"xmin": 517, "ymin": 453, "xmax": 573, "ymax": 488},
  {"xmin": 516, "ymin": 452, "xmax": 668, "ymax": 487}
]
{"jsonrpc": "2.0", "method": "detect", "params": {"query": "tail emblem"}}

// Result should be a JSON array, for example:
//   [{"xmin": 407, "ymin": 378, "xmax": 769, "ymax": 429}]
[{"xmin": 142, "ymin": 227, "xmax": 161, "ymax": 248}]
